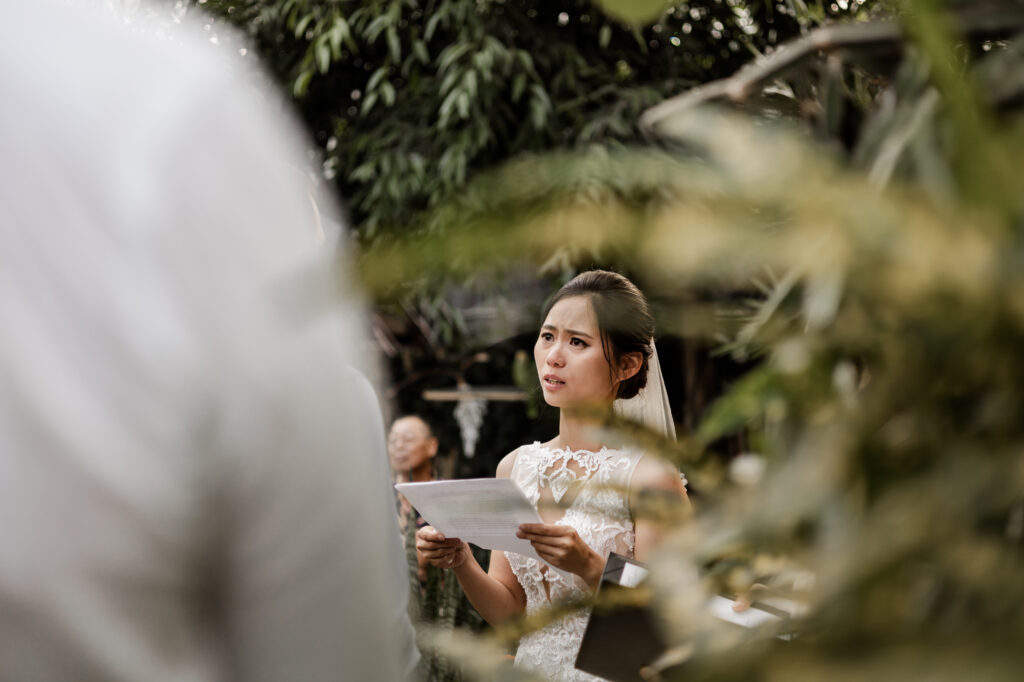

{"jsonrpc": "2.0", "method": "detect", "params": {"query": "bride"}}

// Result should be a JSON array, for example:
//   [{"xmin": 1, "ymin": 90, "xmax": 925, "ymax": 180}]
[{"xmin": 416, "ymin": 270, "xmax": 689, "ymax": 682}]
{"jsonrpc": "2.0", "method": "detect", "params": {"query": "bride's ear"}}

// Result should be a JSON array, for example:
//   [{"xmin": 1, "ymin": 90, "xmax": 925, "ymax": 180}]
[{"xmin": 617, "ymin": 352, "xmax": 642, "ymax": 383}]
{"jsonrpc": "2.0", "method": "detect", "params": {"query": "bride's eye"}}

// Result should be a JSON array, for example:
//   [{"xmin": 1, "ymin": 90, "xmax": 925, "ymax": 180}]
[
  {"xmin": 569, "ymin": 337, "xmax": 587, "ymax": 348},
  {"xmin": 540, "ymin": 332, "xmax": 554, "ymax": 342}
]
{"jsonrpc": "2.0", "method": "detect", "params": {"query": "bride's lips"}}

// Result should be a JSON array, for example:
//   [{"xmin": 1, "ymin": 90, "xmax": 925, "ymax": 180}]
[{"xmin": 542, "ymin": 374, "xmax": 566, "ymax": 390}]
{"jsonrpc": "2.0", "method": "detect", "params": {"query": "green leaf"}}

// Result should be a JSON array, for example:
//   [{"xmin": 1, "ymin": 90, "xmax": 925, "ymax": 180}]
[
  {"xmin": 591, "ymin": 0, "xmax": 670, "ymax": 24},
  {"xmin": 292, "ymin": 69, "xmax": 313, "ymax": 97},
  {"xmin": 424, "ymin": 12, "xmax": 442, "ymax": 42},
  {"xmin": 315, "ymin": 40, "xmax": 331, "ymax": 74},
  {"xmin": 511, "ymin": 73, "xmax": 526, "ymax": 102},
  {"xmin": 463, "ymin": 69, "xmax": 478, "ymax": 98},
  {"xmin": 410, "ymin": 153, "xmax": 426, "ymax": 176},
  {"xmin": 413, "ymin": 39, "xmax": 429, "ymax": 65},
  {"xmin": 483, "ymin": 35, "xmax": 506, "ymax": 56},
  {"xmin": 530, "ymin": 83, "xmax": 551, "ymax": 111},
  {"xmin": 439, "ymin": 89, "xmax": 458, "ymax": 128},
  {"xmin": 387, "ymin": 25, "xmax": 402, "ymax": 63},
  {"xmin": 293, "ymin": 12, "xmax": 315, "ymax": 39},
  {"xmin": 367, "ymin": 66, "xmax": 389, "ymax": 92},
  {"xmin": 366, "ymin": 14, "xmax": 389, "ymax": 42},
  {"xmin": 516, "ymin": 50, "xmax": 536, "ymax": 78},
  {"xmin": 349, "ymin": 161, "xmax": 378, "ymax": 182},
  {"xmin": 529, "ymin": 96, "xmax": 547, "ymax": 130},
  {"xmin": 696, "ymin": 367, "xmax": 780, "ymax": 444},
  {"xmin": 440, "ymin": 70, "xmax": 459, "ymax": 96},
  {"xmin": 328, "ymin": 16, "xmax": 353, "ymax": 55},
  {"xmin": 360, "ymin": 91, "xmax": 378, "ymax": 116},
  {"xmin": 381, "ymin": 81, "xmax": 396, "ymax": 107},
  {"xmin": 438, "ymin": 43, "xmax": 471, "ymax": 73}
]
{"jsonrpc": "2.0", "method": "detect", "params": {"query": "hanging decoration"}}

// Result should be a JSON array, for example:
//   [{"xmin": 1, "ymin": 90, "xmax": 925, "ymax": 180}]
[{"xmin": 454, "ymin": 394, "xmax": 488, "ymax": 459}]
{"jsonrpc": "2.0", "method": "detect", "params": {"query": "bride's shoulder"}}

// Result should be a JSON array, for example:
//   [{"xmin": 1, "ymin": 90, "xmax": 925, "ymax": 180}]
[
  {"xmin": 495, "ymin": 441, "xmax": 542, "ymax": 478},
  {"xmin": 631, "ymin": 453, "xmax": 688, "ymax": 497}
]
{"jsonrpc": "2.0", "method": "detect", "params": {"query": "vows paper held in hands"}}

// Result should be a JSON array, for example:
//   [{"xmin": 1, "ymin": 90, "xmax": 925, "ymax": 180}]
[{"xmin": 395, "ymin": 478, "xmax": 572, "ymax": 580}]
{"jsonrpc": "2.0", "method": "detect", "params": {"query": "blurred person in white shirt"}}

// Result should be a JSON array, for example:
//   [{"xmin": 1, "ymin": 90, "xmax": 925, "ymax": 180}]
[{"xmin": 0, "ymin": 1, "xmax": 417, "ymax": 680}]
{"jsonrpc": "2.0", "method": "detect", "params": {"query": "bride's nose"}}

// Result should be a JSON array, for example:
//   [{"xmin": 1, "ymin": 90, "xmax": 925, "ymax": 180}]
[{"xmin": 545, "ymin": 344, "xmax": 566, "ymax": 368}]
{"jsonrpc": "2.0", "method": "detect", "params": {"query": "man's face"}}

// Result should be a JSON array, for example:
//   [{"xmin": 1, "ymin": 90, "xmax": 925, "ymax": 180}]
[{"xmin": 387, "ymin": 417, "xmax": 436, "ymax": 473}]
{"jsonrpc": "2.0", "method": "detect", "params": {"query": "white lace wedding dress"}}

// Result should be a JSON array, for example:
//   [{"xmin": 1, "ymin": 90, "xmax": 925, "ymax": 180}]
[{"xmin": 505, "ymin": 441, "xmax": 645, "ymax": 682}]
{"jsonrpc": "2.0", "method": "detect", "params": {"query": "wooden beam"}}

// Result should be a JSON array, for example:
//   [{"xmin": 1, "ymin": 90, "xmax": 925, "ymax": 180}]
[{"xmin": 422, "ymin": 386, "xmax": 527, "ymax": 402}]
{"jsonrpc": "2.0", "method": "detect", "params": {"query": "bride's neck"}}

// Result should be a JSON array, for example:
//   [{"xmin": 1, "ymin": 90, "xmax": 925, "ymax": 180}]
[{"xmin": 555, "ymin": 409, "xmax": 608, "ymax": 453}]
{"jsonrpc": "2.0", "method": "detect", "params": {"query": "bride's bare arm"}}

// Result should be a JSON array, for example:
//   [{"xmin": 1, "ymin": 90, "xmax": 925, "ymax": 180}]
[
  {"xmin": 450, "ymin": 543, "xmax": 526, "ymax": 624},
  {"xmin": 414, "ymin": 450, "xmax": 527, "ymax": 625},
  {"xmin": 630, "ymin": 455, "xmax": 690, "ymax": 562}
]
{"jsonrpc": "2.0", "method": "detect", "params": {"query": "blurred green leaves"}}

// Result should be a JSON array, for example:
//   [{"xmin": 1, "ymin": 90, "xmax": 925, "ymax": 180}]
[
  {"xmin": 591, "ymin": 0, "xmax": 673, "ymax": 25},
  {"xmin": 357, "ymin": 8, "xmax": 1024, "ymax": 678},
  {"xmin": 193, "ymin": 1, "xmax": 1024, "ymax": 679}
]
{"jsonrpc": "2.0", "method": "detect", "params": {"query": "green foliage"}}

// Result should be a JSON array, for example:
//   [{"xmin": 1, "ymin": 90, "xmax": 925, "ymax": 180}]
[
  {"xmin": 191, "ymin": 0, "xmax": 867, "ymax": 240},
  {"xmin": 189, "ymin": 1, "xmax": 1024, "ymax": 678},
  {"xmin": 359, "ymin": 8, "xmax": 1024, "ymax": 679},
  {"xmin": 592, "ymin": 0, "xmax": 674, "ymax": 26}
]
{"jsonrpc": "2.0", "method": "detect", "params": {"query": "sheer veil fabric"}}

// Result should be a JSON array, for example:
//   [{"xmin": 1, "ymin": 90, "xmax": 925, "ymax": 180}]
[{"xmin": 613, "ymin": 340, "xmax": 677, "ymax": 441}]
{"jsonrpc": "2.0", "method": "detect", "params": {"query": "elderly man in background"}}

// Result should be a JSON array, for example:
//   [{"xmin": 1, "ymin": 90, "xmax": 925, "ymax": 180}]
[
  {"xmin": 388, "ymin": 415, "xmax": 440, "ymax": 485},
  {"xmin": 388, "ymin": 415, "xmax": 441, "ymax": 586}
]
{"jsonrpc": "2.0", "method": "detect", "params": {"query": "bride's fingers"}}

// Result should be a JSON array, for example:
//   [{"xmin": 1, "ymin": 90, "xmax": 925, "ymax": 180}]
[
  {"xmin": 531, "ymin": 541, "xmax": 567, "ymax": 557},
  {"xmin": 522, "ymin": 531, "xmax": 578, "ymax": 549},
  {"xmin": 525, "ymin": 537, "xmax": 568, "ymax": 552},
  {"xmin": 517, "ymin": 524, "xmax": 572, "ymax": 538},
  {"xmin": 518, "ymin": 529, "xmax": 573, "ymax": 543}
]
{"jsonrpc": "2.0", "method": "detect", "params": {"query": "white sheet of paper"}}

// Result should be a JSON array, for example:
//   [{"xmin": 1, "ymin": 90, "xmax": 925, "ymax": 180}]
[
  {"xmin": 707, "ymin": 595, "xmax": 782, "ymax": 628},
  {"xmin": 395, "ymin": 478, "xmax": 572, "ymax": 581}
]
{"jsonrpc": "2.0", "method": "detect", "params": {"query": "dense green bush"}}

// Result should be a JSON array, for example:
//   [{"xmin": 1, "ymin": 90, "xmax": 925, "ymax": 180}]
[{"xmin": 193, "ymin": 0, "xmax": 868, "ymax": 239}]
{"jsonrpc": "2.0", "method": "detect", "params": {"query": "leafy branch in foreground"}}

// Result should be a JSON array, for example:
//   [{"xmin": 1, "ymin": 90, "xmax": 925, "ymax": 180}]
[{"xmin": 363, "ymin": 16, "xmax": 1024, "ymax": 678}]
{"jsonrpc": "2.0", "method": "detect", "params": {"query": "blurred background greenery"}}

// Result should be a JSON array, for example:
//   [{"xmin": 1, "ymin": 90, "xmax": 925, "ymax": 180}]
[{"xmin": 189, "ymin": 0, "xmax": 1024, "ymax": 679}]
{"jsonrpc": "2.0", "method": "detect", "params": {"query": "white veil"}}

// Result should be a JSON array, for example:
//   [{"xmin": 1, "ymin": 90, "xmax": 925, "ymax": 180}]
[{"xmin": 613, "ymin": 340, "xmax": 676, "ymax": 441}]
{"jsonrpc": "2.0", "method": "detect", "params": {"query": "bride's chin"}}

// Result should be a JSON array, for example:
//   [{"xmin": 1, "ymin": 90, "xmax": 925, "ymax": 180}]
[{"xmin": 541, "ymin": 392, "xmax": 567, "ymax": 408}]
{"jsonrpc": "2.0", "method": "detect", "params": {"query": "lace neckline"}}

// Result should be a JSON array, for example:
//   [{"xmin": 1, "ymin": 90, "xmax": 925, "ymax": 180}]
[
  {"xmin": 529, "ymin": 441, "xmax": 632, "ymax": 505},
  {"xmin": 530, "ymin": 441, "xmax": 620, "ymax": 459}
]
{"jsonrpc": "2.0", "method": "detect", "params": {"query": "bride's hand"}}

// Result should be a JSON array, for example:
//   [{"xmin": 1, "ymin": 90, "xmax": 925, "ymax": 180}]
[
  {"xmin": 415, "ymin": 525, "xmax": 470, "ymax": 569},
  {"xmin": 517, "ymin": 523, "xmax": 604, "ymax": 588}
]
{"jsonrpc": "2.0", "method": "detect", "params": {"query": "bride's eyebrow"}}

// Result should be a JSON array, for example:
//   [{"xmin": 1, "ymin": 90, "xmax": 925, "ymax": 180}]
[{"xmin": 542, "ymin": 324, "xmax": 594, "ymax": 339}]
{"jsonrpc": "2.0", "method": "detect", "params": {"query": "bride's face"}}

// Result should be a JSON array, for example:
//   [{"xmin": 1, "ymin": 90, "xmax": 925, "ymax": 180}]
[{"xmin": 534, "ymin": 295, "xmax": 617, "ymax": 408}]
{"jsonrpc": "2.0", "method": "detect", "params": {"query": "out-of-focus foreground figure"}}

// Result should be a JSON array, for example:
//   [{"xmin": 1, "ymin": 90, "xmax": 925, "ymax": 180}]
[{"xmin": 0, "ymin": 2, "xmax": 416, "ymax": 680}]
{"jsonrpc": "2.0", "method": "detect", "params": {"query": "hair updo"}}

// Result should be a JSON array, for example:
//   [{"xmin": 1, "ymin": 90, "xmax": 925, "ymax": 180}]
[{"xmin": 543, "ymin": 270, "xmax": 654, "ymax": 400}]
